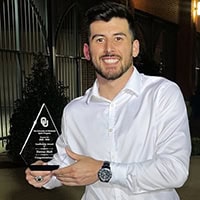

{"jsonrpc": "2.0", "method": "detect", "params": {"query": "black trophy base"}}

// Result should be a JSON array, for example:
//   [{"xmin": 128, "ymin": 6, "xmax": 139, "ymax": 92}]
[{"xmin": 29, "ymin": 165, "xmax": 59, "ymax": 171}]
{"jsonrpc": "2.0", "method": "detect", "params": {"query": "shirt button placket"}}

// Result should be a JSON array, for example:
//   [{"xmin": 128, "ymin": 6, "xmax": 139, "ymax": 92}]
[{"xmin": 108, "ymin": 102, "xmax": 116, "ymax": 161}]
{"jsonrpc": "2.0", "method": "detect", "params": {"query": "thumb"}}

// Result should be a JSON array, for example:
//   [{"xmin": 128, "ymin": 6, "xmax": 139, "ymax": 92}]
[{"xmin": 65, "ymin": 148, "xmax": 82, "ymax": 161}]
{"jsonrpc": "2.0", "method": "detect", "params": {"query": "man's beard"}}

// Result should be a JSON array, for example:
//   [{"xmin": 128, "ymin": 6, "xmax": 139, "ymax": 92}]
[{"xmin": 94, "ymin": 59, "xmax": 133, "ymax": 80}]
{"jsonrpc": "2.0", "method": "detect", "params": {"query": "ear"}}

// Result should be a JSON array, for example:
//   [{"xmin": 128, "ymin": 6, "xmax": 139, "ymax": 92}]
[
  {"xmin": 132, "ymin": 39, "xmax": 140, "ymax": 58},
  {"xmin": 83, "ymin": 43, "xmax": 91, "ymax": 60}
]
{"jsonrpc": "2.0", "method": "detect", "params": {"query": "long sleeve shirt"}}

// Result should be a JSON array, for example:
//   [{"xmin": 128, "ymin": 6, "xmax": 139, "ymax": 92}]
[{"xmin": 45, "ymin": 67, "xmax": 191, "ymax": 200}]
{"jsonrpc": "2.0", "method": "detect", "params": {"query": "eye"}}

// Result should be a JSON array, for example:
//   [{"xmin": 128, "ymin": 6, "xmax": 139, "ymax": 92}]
[
  {"xmin": 96, "ymin": 37, "xmax": 104, "ymax": 43},
  {"xmin": 114, "ymin": 36, "xmax": 123, "ymax": 42}
]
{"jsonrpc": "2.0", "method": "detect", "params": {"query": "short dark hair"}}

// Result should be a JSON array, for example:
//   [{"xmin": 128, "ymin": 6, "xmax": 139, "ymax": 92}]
[{"xmin": 84, "ymin": 1, "xmax": 136, "ymax": 41}]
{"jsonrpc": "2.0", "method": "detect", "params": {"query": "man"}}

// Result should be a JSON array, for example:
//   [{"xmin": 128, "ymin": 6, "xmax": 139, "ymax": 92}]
[{"xmin": 25, "ymin": 2, "xmax": 191, "ymax": 199}]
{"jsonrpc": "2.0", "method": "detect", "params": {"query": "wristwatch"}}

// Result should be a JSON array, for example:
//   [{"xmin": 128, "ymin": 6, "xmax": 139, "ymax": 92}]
[{"xmin": 98, "ymin": 161, "xmax": 112, "ymax": 182}]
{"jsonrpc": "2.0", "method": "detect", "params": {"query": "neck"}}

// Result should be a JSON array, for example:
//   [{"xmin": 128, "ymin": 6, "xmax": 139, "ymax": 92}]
[{"xmin": 97, "ymin": 67, "xmax": 134, "ymax": 101}]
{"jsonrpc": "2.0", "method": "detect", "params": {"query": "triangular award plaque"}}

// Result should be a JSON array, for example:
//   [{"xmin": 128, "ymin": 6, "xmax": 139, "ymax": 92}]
[{"xmin": 20, "ymin": 103, "xmax": 59, "ymax": 170}]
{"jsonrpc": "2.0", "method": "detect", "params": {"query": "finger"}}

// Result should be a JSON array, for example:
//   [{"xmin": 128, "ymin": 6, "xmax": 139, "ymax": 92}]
[
  {"xmin": 25, "ymin": 167, "xmax": 51, "ymax": 181},
  {"xmin": 53, "ymin": 165, "xmax": 72, "ymax": 176},
  {"xmin": 26, "ymin": 171, "xmax": 52, "ymax": 188},
  {"xmin": 65, "ymin": 148, "xmax": 82, "ymax": 161},
  {"xmin": 56, "ymin": 175, "xmax": 83, "ymax": 186},
  {"xmin": 32, "ymin": 174, "xmax": 52, "ymax": 188},
  {"xmin": 31, "ymin": 160, "xmax": 45, "ymax": 165},
  {"xmin": 58, "ymin": 178, "xmax": 78, "ymax": 186}
]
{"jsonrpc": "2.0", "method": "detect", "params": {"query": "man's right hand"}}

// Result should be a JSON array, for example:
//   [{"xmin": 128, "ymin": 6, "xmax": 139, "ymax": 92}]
[{"xmin": 25, "ymin": 160, "xmax": 53, "ymax": 188}]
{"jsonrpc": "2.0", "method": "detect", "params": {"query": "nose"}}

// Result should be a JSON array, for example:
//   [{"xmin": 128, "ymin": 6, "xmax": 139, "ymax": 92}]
[{"xmin": 104, "ymin": 40, "xmax": 114, "ymax": 54}]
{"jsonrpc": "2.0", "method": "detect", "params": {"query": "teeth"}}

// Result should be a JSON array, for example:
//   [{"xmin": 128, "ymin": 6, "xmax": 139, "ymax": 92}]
[{"xmin": 103, "ymin": 58, "xmax": 118, "ymax": 64}]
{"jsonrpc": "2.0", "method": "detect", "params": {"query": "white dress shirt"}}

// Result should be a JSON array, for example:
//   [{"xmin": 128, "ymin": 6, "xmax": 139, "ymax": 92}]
[{"xmin": 45, "ymin": 67, "xmax": 191, "ymax": 200}]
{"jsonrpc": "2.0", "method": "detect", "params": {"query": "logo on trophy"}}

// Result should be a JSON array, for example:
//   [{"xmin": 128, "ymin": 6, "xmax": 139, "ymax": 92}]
[{"xmin": 20, "ymin": 103, "xmax": 59, "ymax": 170}]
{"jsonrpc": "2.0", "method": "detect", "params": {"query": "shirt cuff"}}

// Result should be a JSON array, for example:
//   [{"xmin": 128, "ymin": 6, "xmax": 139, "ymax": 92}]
[
  {"xmin": 43, "ymin": 176, "xmax": 62, "ymax": 189},
  {"xmin": 110, "ymin": 162, "xmax": 128, "ymax": 187}
]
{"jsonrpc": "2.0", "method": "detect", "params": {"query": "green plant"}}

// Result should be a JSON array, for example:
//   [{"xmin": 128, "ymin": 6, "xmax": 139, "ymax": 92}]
[{"xmin": 6, "ymin": 53, "xmax": 69, "ymax": 164}]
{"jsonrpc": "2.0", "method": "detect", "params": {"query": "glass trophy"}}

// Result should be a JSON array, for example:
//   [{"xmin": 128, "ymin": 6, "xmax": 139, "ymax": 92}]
[{"xmin": 20, "ymin": 103, "xmax": 59, "ymax": 170}]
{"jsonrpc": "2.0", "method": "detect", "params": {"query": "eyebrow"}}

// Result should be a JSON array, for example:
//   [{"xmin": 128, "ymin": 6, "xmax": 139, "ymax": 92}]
[
  {"xmin": 91, "ymin": 32, "xmax": 127, "ymax": 41},
  {"xmin": 91, "ymin": 34, "xmax": 104, "ymax": 41}
]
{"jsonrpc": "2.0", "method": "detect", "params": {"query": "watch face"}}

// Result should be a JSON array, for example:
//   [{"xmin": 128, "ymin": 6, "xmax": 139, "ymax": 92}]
[{"xmin": 98, "ymin": 168, "xmax": 112, "ymax": 182}]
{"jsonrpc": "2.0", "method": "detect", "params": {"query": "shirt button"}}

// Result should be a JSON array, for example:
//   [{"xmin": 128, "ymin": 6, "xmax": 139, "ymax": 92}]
[{"xmin": 111, "ymin": 104, "xmax": 115, "ymax": 108}]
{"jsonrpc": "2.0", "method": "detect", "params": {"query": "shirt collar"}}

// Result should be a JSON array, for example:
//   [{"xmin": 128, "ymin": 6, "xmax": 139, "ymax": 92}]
[
  {"xmin": 86, "ymin": 67, "xmax": 142, "ymax": 104},
  {"xmin": 123, "ymin": 67, "xmax": 141, "ymax": 96}
]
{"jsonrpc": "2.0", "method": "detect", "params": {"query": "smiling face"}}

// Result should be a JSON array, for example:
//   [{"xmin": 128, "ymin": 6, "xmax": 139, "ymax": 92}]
[{"xmin": 83, "ymin": 17, "xmax": 139, "ymax": 80}]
